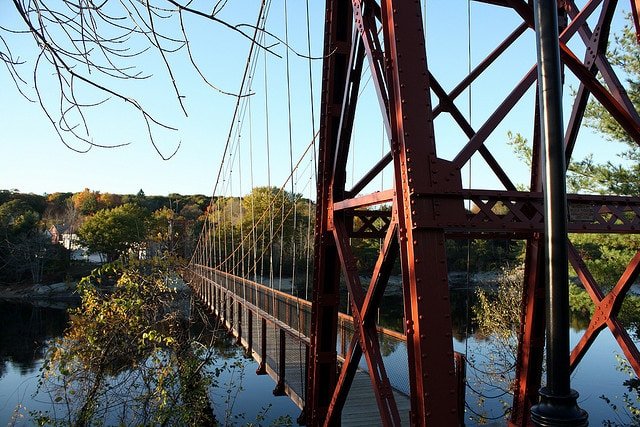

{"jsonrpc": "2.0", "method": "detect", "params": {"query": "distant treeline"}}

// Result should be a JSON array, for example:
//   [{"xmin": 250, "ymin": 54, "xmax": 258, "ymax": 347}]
[
  {"xmin": 0, "ymin": 189, "xmax": 211, "ymax": 285},
  {"xmin": 0, "ymin": 188, "xmax": 210, "ymax": 219}
]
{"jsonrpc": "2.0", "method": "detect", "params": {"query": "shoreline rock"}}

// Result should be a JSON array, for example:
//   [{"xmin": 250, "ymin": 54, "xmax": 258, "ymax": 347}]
[{"xmin": 0, "ymin": 282, "xmax": 81, "ymax": 303}]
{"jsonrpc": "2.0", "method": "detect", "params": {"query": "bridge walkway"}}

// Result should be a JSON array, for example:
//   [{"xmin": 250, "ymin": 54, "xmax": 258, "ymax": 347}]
[{"xmin": 184, "ymin": 265, "xmax": 411, "ymax": 425}]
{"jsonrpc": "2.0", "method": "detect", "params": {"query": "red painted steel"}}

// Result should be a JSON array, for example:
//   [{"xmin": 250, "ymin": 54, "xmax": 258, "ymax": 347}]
[
  {"xmin": 380, "ymin": 0, "xmax": 462, "ymax": 424},
  {"xmin": 306, "ymin": 0, "xmax": 351, "ymax": 425},
  {"xmin": 308, "ymin": 0, "xmax": 640, "ymax": 425},
  {"xmin": 569, "ymin": 247, "xmax": 640, "ymax": 375},
  {"xmin": 324, "ymin": 220, "xmax": 401, "ymax": 425},
  {"xmin": 632, "ymin": 0, "xmax": 640, "ymax": 42}
]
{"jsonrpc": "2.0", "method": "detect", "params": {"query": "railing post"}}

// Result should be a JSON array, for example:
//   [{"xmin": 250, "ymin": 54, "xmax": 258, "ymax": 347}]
[
  {"xmin": 285, "ymin": 300, "xmax": 290, "ymax": 326},
  {"xmin": 210, "ymin": 282, "xmax": 214, "ymax": 314},
  {"xmin": 229, "ymin": 294, "xmax": 235, "ymax": 333},
  {"xmin": 211, "ymin": 281, "xmax": 215, "ymax": 313},
  {"xmin": 455, "ymin": 352, "xmax": 467, "ymax": 427},
  {"xmin": 222, "ymin": 289, "xmax": 227, "ymax": 324},
  {"xmin": 200, "ymin": 277, "xmax": 204, "ymax": 305},
  {"xmin": 340, "ymin": 320, "xmax": 347, "ymax": 358},
  {"xmin": 205, "ymin": 280, "xmax": 210, "ymax": 308},
  {"xmin": 247, "ymin": 309, "xmax": 253, "ymax": 357},
  {"xmin": 214, "ymin": 285, "xmax": 219, "ymax": 315},
  {"xmin": 273, "ymin": 328, "xmax": 286, "ymax": 396},
  {"xmin": 256, "ymin": 318, "xmax": 267, "ymax": 375},
  {"xmin": 236, "ymin": 300, "xmax": 243, "ymax": 346}
]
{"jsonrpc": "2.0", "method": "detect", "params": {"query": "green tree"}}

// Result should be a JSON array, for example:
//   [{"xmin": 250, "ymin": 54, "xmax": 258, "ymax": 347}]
[
  {"xmin": 77, "ymin": 203, "xmax": 151, "ymax": 262},
  {"xmin": 0, "ymin": 199, "xmax": 67, "ymax": 284},
  {"xmin": 149, "ymin": 206, "xmax": 197, "ymax": 258},
  {"xmin": 149, "ymin": 206, "xmax": 177, "ymax": 251},
  {"xmin": 0, "ymin": 199, "xmax": 39, "ymax": 236},
  {"xmin": 236, "ymin": 187, "xmax": 312, "ymax": 279},
  {"xmin": 36, "ymin": 260, "xmax": 217, "ymax": 426}
]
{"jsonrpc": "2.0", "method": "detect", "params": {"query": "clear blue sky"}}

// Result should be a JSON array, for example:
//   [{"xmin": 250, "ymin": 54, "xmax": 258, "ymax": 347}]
[{"xmin": 0, "ymin": 1, "xmax": 631, "ymax": 197}]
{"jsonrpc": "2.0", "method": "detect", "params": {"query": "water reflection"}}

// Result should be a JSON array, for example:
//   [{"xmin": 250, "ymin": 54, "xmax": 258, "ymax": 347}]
[
  {"xmin": 1, "ymin": 282, "xmax": 639, "ymax": 426},
  {"xmin": 0, "ymin": 297, "xmax": 298, "ymax": 425},
  {"xmin": 0, "ymin": 301, "xmax": 70, "ymax": 378}
]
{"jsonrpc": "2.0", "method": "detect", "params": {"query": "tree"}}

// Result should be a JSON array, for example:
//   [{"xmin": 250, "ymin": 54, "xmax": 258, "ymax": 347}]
[
  {"xmin": 43, "ymin": 192, "xmax": 74, "ymax": 226},
  {"xmin": 0, "ymin": 199, "xmax": 67, "ymax": 284},
  {"xmin": 149, "ymin": 206, "xmax": 178, "ymax": 253},
  {"xmin": 77, "ymin": 203, "xmax": 151, "ymax": 262},
  {"xmin": 36, "ymin": 260, "xmax": 218, "ymax": 426},
  {"xmin": 0, "ymin": 200, "xmax": 39, "ymax": 236},
  {"xmin": 470, "ymin": 266, "xmax": 525, "ymax": 423},
  {"xmin": 235, "ymin": 187, "xmax": 312, "ymax": 279},
  {"xmin": 72, "ymin": 188, "xmax": 100, "ymax": 216},
  {"xmin": 574, "ymin": 15, "xmax": 640, "ymax": 195},
  {"xmin": 148, "ymin": 206, "xmax": 198, "ymax": 258},
  {"xmin": 96, "ymin": 192, "xmax": 122, "ymax": 209}
]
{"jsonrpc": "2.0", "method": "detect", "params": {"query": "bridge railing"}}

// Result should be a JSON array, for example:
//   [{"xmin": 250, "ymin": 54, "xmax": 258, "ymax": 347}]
[{"xmin": 183, "ymin": 264, "xmax": 412, "ymax": 409}]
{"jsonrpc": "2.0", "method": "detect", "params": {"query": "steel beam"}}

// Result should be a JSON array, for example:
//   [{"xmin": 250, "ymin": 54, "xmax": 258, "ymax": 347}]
[
  {"xmin": 379, "ymin": 0, "xmax": 461, "ymax": 423},
  {"xmin": 306, "ymin": 0, "xmax": 352, "ymax": 424},
  {"xmin": 309, "ymin": 0, "xmax": 640, "ymax": 425}
]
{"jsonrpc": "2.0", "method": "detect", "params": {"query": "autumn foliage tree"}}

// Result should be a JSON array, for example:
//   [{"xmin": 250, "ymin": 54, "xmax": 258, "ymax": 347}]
[
  {"xmin": 72, "ymin": 188, "xmax": 100, "ymax": 216},
  {"xmin": 36, "ymin": 260, "xmax": 217, "ymax": 425}
]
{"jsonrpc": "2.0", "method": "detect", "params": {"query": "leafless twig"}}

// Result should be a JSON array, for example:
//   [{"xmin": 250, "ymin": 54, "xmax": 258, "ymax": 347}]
[{"xmin": 2, "ymin": 0, "xmax": 277, "ymax": 158}]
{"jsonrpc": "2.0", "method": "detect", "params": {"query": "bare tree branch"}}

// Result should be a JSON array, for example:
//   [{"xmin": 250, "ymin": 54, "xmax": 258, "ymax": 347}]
[{"xmin": 2, "ymin": 0, "xmax": 282, "ymax": 158}]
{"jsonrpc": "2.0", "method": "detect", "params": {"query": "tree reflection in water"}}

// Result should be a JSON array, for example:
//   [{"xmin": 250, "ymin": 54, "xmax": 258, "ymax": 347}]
[
  {"xmin": 32, "ymin": 260, "xmax": 221, "ymax": 426},
  {"xmin": 0, "ymin": 301, "xmax": 70, "ymax": 379}
]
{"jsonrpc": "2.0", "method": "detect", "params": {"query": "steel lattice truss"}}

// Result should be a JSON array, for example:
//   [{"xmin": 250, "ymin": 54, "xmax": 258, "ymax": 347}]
[{"xmin": 306, "ymin": 0, "xmax": 640, "ymax": 426}]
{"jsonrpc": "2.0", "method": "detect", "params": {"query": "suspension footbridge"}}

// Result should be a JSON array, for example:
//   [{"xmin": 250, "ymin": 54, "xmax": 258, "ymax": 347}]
[
  {"xmin": 184, "ymin": 1, "xmax": 640, "ymax": 425},
  {"xmin": 184, "ymin": 266, "xmax": 417, "ymax": 425}
]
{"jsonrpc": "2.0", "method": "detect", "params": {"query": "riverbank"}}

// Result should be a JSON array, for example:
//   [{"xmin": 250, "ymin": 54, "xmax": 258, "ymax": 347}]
[
  {"xmin": 0, "ymin": 282, "xmax": 81, "ymax": 308},
  {"xmin": 1, "ymin": 271, "xmax": 502, "ymax": 303}
]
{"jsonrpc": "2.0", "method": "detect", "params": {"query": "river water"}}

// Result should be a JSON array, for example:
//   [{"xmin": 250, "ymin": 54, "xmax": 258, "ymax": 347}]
[
  {"xmin": 0, "ymin": 295, "xmax": 638, "ymax": 425},
  {"xmin": 0, "ymin": 300, "xmax": 299, "ymax": 426}
]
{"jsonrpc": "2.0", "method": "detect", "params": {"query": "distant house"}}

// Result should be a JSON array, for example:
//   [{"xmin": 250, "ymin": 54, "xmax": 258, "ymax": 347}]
[
  {"xmin": 48, "ymin": 224, "xmax": 104, "ymax": 263},
  {"xmin": 48, "ymin": 224, "xmax": 70, "ymax": 245}
]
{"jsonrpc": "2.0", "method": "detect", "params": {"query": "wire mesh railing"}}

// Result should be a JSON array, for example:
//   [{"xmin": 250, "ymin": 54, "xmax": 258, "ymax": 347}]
[{"xmin": 183, "ymin": 264, "xmax": 412, "ymax": 411}]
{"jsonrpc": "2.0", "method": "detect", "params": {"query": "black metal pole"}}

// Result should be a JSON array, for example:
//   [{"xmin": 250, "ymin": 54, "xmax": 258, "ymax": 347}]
[{"xmin": 530, "ymin": 0, "xmax": 588, "ymax": 425}]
